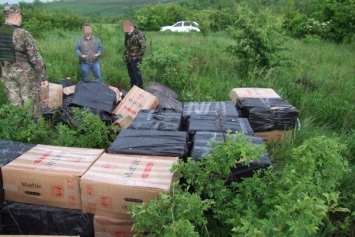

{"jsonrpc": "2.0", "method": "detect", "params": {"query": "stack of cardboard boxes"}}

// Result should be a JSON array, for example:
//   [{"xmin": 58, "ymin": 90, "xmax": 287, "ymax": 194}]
[
  {"xmin": 230, "ymin": 88, "xmax": 298, "ymax": 144},
  {"xmin": 1, "ymin": 143, "xmax": 178, "ymax": 236},
  {"xmin": 1, "ymin": 84, "xmax": 298, "ymax": 236}
]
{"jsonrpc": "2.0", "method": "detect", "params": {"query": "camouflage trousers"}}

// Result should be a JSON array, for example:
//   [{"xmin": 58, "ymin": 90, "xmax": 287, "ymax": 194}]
[{"xmin": 1, "ymin": 62, "xmax": 41, "ymax": 119}]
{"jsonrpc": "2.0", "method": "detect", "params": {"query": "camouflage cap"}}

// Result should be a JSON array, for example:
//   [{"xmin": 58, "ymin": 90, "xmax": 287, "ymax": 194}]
[{"xmin": 3, "ymin": 5, "xmax": 24, "ymax": 15}]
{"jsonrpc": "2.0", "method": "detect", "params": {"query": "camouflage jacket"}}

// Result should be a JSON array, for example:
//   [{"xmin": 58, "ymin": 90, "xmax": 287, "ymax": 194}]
[
  {"xmin": 0, "ymin": 24, "xmax": 47, "ymax": 82},
  {"xmin": 123, "ymin": 27, "xmax": 146, "ymax": 63}
]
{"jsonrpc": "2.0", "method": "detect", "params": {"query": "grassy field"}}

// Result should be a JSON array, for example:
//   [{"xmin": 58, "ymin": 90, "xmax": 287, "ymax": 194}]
[{"xmin": 43, "ymin": 0, "xmax": 179, "ymax": 16}]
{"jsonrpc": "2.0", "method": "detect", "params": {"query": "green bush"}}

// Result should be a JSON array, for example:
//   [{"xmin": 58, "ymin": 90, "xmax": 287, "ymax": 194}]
[
  {"xmin": 129, "ymin": 183, "xmax": 213, "ymax": 237},
  {"xmin": 0, "ymin": 103, "xmax": 54, "ymax": 144},
  {"xmin": 140, "ymin": 47, "xmax": 192, "ymax": 93},
  {"xmin": 52, "ymin": 107, "xmax": 111, "ymax": 149},
  {"xmin": 283, "ymin": 0, "xmax": 355, "ymax": 43},
  {"xmin": 227, "ymin": 4, "xmax": 291, "ymax": 80},
  {"xmin": 0, "ymin": 104, "xmax": 110, "ymax": 149},
  {"xmin": 128, "ymin": 134, "xmax": 350, "ymax": 236}
]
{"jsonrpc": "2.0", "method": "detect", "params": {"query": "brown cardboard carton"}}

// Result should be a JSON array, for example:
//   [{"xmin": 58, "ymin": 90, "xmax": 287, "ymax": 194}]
[
  {"xmin": 94, "ymin": 215, "xmax": 135, "ymax": 237},
  {"xmin": 80, "ymin": 153, "xmax": 178, "ymax": 218},
  {"xmin": 112, "ymin": 115, "xmax": 133, "ymax": 129},
  {"xmin": 229, "ymin": 88, "xmax": 281, "ymax": 104},
  {"xmin": 108, "ymin": 86, "xmax": 122, "ymax": 103},
  {"xmin": 254, "ymin": 130, "xmax": 292, "ymax": 144},
  {"xmin": 41, "ymin": 83, "xmax": 63, "ymax": 108},
  {"xmin": 112, "ymin": 86, "xmax": 158, "ymax": 122},
  {"xmin": 63, "ymin": 85, "xmax": 76, "ymax": 95},
  {"xmin": 2, "ymin": 144, "xmax": 104, "ymax": 210}
]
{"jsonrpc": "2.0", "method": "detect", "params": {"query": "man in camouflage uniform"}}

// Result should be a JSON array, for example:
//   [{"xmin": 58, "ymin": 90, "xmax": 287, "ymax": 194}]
[
  {"xmin": 123, "ymin": 20, "xmax": 146, "ymax": 89},
  {"xmin": 0, "ymin": 5, "xmax": 48, "ymax": 119}
]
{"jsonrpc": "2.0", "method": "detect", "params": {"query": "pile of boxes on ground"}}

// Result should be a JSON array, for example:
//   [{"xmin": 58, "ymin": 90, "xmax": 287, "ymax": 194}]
[{"xmin": 0, "ymin": 80, "xmax": 298, "ymax": 236}]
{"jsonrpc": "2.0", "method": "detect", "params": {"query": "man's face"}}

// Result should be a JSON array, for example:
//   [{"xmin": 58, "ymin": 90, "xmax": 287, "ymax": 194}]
[
  {"xmin": 16, "ymin": 13, "xmax": 22, "ymax": 26},
  {"xmin": 83, "ymin": 26, "xmax": 92, "ymax": 37},
  {"xmin": 123, "ymin": 20, "xmax": 134, "ymax": 33}
]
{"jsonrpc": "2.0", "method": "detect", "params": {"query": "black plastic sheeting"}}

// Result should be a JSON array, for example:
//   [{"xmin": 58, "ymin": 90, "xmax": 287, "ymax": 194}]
[
  {"xmin": 182, "ymin": 101, "xmax": 240, "ymax": 130},
  {"xmin": 43, "ymin": 106, "xmax": 115, "ymax": 127},
  {"xmin": 107, "ymin": 129, "xmax": 189, "ymax": 158},
  {"xmin": 72, "ymin": 81, "xmax": 117, "ymax": 113},
  {"xmin": 128, "ymin": 108, "xmax": 183, "ymax": 131},
  {"xmin": 183, "ymin": 101, "xmax": 239, "ymax": 117},
  {"xmin": 186, "ymin": 115, "xmax": 254, "ymax": 137},
  {"xmin": 190, "ymin": 131, "xmax": 271, "ymax": 182},
  {"xmin": 236, "ymin": 98, "xmax": 299, "ymax": 132},
  {"xmin": 0, "ymin": 140, "xmax": 36, "ymax": 204},
  {"xmin": 57, "ymin": 78, "xmax": 75, "ymax": 88},
  {"xmin": 146, "ymin": 89, "xmax": 183, "ymax": 111},
  {"xmin": 2, "ymin": 201, "xmax": 94, "ymax": 237},
  {"xmin": 145, "ymin": 81, "xmax": 179, "ymax": 100}
]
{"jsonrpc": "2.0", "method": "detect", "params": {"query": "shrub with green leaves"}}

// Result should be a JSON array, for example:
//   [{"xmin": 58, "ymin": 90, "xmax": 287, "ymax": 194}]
[
  {"xmin": 140, "ymin": 47, "xmax": 192, "ymax": 93},
  {"xmin": 129, "ymin": 183, "xmax": 213, "ymax": 237},
  {"xmin": 128, "ymin": 133, "xmax": 350, "ymax": 236},
  {"xmin": 0, "ymin": 103, "xmax": 54, "ymax": 144},
  {"xmin": 227, "ymin": 4, "xmax": 291, "ymax": 80},
  {"xmin": 52, "ymin": 107, "xmax": 111, "ymax": 149}
]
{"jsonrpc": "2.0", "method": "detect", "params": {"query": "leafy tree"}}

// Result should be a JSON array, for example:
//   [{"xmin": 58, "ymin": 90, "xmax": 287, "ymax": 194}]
[{"xmin": 227, "ymin": 4, "xmax": 290, "ymax": 80}]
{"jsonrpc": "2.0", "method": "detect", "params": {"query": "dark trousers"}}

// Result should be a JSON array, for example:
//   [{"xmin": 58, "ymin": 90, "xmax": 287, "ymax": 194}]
[{"xmin": 127, "ymin": 60, "xmax": 143, "ymax": 88}]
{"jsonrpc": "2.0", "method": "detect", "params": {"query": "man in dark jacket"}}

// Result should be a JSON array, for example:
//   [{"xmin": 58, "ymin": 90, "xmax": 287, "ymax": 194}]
[
  {"xmin": 74, "ymin": 24, "xmax": 104, "ymax": 81},
  {"xmin": 123, "ymin": 20, "xmax": 146, "ymax": 89}
]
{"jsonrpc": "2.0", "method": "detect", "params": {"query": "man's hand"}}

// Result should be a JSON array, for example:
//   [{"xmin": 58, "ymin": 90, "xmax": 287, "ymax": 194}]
[{"xmin": 82, "ymin": 55, "xmax": 87, "ymax": 58}]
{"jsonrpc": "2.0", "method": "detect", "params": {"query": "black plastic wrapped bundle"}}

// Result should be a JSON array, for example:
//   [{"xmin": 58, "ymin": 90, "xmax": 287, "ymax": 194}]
[
  {"xmin": 128, "ymin": 108, "xmax": 183, "ymax": 131},
  {"xmin": 2, "ymin": 201, "xmax": 94, "ymax": 237},
  {"xmin": 190, "ymin": 131, "xmax": 271, "ymax": 181},
  {"xmin": 274, "ymin": 106, "xmax": 299, "ymax": 130},
  {"xmin": 145, "ymin": 81, "xmax": 179, "ymax": 100},
  {"xmin": 57, "ymin": 78, "xmax": 75, "ymax": 88},
  {"xmin": 247, "ymin": 107, "xmax": 275, "ymax": 131},
  {"xmin": 236, "ymin": 98, "xmax": 298, "ymax": 132},
  {"xmin": 182, "ymin": 101, "xmax": 239, "ymax": 130},
  {"xmin": 107, "ymin": 129, "xmax": 189, "ymax": 158},
  {"xmin": 0, "ymin": 140, "xmax": 36, "ymax": 204},
  {"xmin": 146, "ymin": 89, "xmax": 183, "ymax": 111},
  {"xmin": 186, "ymin": 115, "xmax": 254, "ymax": 138},
  {"xmin": 72, "ymin": 81, "xmax": 117, "ymax": 113},
  {"xmin": 63, "ymin": 94, "xmax": 75, "ymax": 107}
]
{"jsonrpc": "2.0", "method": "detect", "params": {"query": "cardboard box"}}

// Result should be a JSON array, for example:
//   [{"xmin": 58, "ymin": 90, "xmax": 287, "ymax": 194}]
[
  {"xmin": 112, "ymin": 86, "xmax": 159, "ymax": 126},
  {"xmin": 80, "ymin": 153, "xmax": 178, "ymax": 218},
  {"xmin": 229, "ymin": 88, "xmax": 281, "ymax": 104},
  {"xmin": 254, "ymin": 130, "xmax": 292, "ymax": 144},
  {"xmin": 41, "ymin": 83, "xmax": 63, "ymax": 108},
  {"xmin": 94, "ymin": 215, "xmax": 135, "ymax": 237},
  {"xmin": 2, "ymin": 145, "xmax": 104, "ymax": 210},
  {"xmin": 112, "ymin": 115, "xmax": 133, "ymax": 129},
  {"xmin": 109, "ymin": 86, "xmax": 122, "ymax": 103},
  {"xmin": 63, "ymin": 85, "xmax": 76, "ymax": 95}
]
